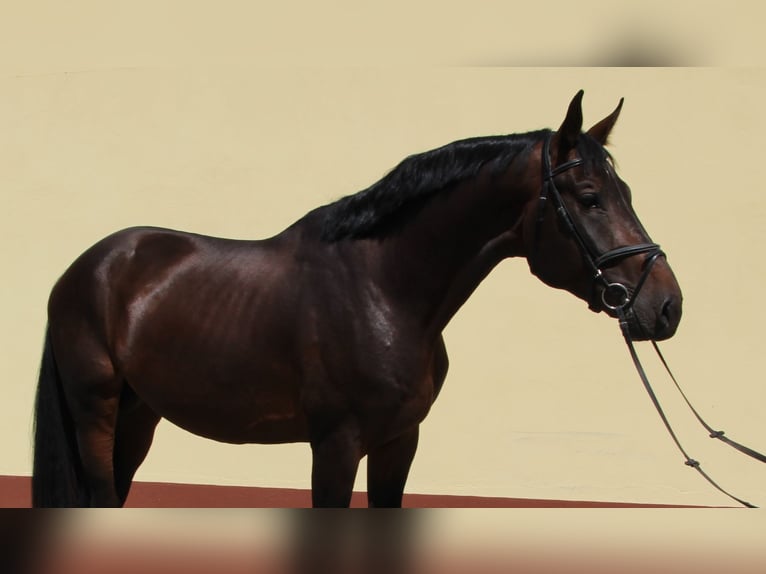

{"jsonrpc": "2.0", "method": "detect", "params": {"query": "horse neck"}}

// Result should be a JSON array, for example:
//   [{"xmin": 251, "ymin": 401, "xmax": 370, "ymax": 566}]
[{"xmin": 376, "ymin": 167, "xmax": 535, "ymax": 335}]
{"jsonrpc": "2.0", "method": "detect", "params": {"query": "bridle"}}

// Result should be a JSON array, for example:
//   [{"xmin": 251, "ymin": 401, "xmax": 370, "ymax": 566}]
[
  {"xmin": 533, "ymin": 131, "xmax": 665, "ymax": 321},
  {"xmin": 531, "ymin": 131, "xmax": 765, "ymax": 508}
]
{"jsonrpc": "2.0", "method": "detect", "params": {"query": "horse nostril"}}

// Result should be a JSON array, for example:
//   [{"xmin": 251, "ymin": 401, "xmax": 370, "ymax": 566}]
[
  {"xmin": 656, "ymin": 295, "xmax": 681, "ymax": 339},
  {"xmin": 664, "ymin": 296, "xmax": 681, "ymax": 320},
  {"xmin": 661, "ymin": 298, "xmax": 672, "ymax": 320}
]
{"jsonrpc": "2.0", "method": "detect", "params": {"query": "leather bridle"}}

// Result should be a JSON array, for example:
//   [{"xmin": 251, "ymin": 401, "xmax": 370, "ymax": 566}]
[
  {"xmin": 532, "ymin": 131, "xmax": 665, "ymax": 320},
  {"xmin": 530, "ymin": 131, "xmax": 764, "ymax": 508}
]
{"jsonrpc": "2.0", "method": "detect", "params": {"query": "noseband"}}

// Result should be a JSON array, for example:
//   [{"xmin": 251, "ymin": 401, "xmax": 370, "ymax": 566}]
[{"xmin": 533, "ymin": 132, "xmax": 664, "ymax": 319}]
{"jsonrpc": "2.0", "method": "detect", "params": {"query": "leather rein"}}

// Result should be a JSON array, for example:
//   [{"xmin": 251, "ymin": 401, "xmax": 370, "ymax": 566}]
[{"xmin": 533, "ymin": 132, "xmax": 764, "ymax": 508}]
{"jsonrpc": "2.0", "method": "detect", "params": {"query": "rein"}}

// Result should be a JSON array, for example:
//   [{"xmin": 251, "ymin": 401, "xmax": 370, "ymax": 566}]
[
  {"xmin": 535, "ymin": 133, "xmax": 765, "ymax": 508},
  {"xmin": 619, "ymin": 315, "xmax": 761, "ymax": 508}
]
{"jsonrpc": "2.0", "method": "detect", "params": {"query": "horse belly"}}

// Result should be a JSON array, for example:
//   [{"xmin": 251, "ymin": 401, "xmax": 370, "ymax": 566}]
[
  {"xmin": 165, "ymin": 405, "xmax": 310, "ymax": 445},
  {"xmin": 124, "ymin": 351, "xmax": 310, "ymax": 445},
  {"xmin": 141, "ymin": 382, "xmax": 309, "ymax": 445}
]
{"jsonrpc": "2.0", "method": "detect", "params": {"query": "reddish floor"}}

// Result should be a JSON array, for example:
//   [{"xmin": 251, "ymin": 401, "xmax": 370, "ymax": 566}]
[{"xmin": 1, "ymin": 475, "xmax": 692, "ymax": 507}]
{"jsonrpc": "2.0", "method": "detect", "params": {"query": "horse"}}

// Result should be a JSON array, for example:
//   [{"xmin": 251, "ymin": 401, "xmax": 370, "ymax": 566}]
[{"xmin": 32, "ymin": 91, "xmax": 682, "ymax": 507}]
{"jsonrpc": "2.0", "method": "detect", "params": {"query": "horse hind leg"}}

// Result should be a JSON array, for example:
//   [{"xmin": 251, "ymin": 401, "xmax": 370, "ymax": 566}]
[
  {"xmin": 113, "ymin": 386, "xmax": 161, "ymax": 505},
  {"xmin": 67, "ymin": 374, "xmax": 160, "ymax": 507},
  {"xmin": 52, "ymin": 335, "xmax": 126, "ymax": 507},
  {"xmin": 68, "ymin": 381, "xmax": 124, "ymax": 506}
]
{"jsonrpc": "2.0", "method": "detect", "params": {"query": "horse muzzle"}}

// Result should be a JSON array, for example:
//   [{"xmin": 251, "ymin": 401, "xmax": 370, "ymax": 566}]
[{"xmin": 600, "ymin": 288, "xmax": 682, "ymax": 341}]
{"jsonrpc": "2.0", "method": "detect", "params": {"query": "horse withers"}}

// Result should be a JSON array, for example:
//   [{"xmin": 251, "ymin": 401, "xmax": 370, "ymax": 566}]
[{"xmin": 32, "ymin": 91, "xmax": 681, "ymax": 507}]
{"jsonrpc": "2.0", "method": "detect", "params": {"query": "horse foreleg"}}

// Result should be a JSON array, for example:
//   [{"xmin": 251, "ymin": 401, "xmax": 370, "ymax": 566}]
[
  {"xmin": 310, "ymin": 423, "xmax": 363, "ymax": 507},
  {"xmin": 366, "ymin": 426, "xmax": 419, "ymax": 508}
]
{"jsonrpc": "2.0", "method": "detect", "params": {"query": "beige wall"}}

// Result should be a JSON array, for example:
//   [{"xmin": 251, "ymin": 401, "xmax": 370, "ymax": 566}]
[{"xmin": 2, "ymin": 6, "xmax": 765, "ymax": 509}]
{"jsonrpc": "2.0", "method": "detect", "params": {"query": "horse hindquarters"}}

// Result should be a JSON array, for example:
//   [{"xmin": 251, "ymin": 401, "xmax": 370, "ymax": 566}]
[{"xmin": 32, "ymin": 328, "xmax": 88, "ymax": 507}]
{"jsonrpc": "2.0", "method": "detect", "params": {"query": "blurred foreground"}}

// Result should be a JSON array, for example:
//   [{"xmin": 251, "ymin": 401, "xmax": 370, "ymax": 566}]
[{"xmin": 2, "ymin": 509, "xmax": 765, "ymax": 574}]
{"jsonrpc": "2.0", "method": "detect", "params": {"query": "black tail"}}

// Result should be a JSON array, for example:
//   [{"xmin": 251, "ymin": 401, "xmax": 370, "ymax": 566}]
[{"xmin": 32, "ymin": 328, "xmax": 87, "ymax": 507}]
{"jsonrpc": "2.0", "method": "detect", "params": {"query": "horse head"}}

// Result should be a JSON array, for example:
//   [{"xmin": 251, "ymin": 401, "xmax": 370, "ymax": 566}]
[{"xmin": 527, "ymin": 91, "xmax": 682, "ymax": 341}]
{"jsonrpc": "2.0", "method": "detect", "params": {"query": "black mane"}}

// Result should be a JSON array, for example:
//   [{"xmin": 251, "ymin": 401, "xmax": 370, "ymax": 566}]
[{"xmin": 320, "ymin": 130, "xmax": 550, "ymax": 242}]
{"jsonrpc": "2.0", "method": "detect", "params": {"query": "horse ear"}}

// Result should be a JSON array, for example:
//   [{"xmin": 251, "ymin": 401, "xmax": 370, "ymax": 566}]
[
  {"xmin": 587, "ymin": 97, "xmax": 624, "ymax": 145},
  {"xmin": 555, "ymin": 90, "xmax": 585, "ymax": 154}
]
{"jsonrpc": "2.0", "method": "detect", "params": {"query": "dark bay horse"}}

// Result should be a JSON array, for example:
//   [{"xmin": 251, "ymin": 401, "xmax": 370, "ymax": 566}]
[{"xmin": 33, "ymin": 91, "xmax": 682, "ymax": 507}]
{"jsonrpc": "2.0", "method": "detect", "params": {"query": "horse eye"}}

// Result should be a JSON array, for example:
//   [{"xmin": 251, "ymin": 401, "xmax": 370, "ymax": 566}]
[{"xmin": 579, "ymin": 192, "xmax": 601, "ymax": 209}]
